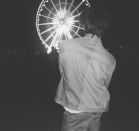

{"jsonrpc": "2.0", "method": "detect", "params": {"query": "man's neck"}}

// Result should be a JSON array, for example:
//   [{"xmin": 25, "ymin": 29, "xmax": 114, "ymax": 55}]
[
  {"xmin": 84, "ymin": 34, "xmax": 101, "ymax": 39},
  {"xmin": 84, "ymin": 34, "xmax": 93, "ymax": 38}
]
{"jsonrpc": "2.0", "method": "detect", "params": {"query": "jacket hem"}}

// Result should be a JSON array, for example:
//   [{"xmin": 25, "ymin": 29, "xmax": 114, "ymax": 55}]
[{"xmin": 54, "ymin": 99, "xmax": 108, "ymax": 113}]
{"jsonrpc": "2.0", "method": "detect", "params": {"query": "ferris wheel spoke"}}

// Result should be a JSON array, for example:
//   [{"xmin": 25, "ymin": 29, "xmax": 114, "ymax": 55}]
[
  {"xmin": 69, "ymin": 0, "xmax": 84, "ymax": 17},
  {"xmin": 66, "ymin": 29, "xmax": 73, "ymax": 39},
  {"xmin": 66, "ymin": 24, "xmax": 81, "ymax": 37},
  {"xmin": 64, "ymin": 0, "xmax": 67, "ymax": 9},
  {"xmin": 64, "ymin": 33, "xmax": 68, "ymax": 40},
  {"xmin": 39, "ymin": 14, "xmax": 58, "ymax": 21},
  {"xmin": 70, "ymin": 12, "xmax": 81, "ymax": 19},
  {"xmin": 44, "ymin": 6, "xmax": 59, "ymax": 19},
  {"xmin": 50, "ymin": 0, "xmax": 59, "ymax": 14},
  {"xmin": 40, "ymin": 26, "xmax": 58, "ymax": 35},
  {"xmin": 51, "ymin": 25, "xmax": 62, "ymax": 41},
  {"xmin": 68, "ymin": 24, "xmax": 84, "ymax": 31},
  {"xmin": 66, "ymin": 20, "xmax": 74, "ymax": 26},
  {"xmin": 55, "ymin": 34, "xmax": 62, "ymax": 46},
  {"xmin": 55, "ymin": 34, "xmax": 63, "ymax": 49},
  {"xmin": 38, "ymin": 21, "xmax": 59, "ymax": 25},
  {"xmin": 45, "ymin": 27, "xmax": 59, "ymax": 43},
  {"xmin": 63, "ymin": 26, "xmax": 73, "ymax": 39},
  {"xmin": 67, "ymin": 18, "xmax": 79, "ymax": 23},
  {"xmin": 68, "ymin": 24, "xmax": 84, "ymax": 30},
  {"xmin": 51, "ymin": 26, "xmax": 62, "ymax": 46},
  {"xmin": 67, "ymin": 0, "xmax": 75, "ymax": 13},
  {"xmin": 64, "ymin": 30, "xmax": 71, "ymax": 39},
  {"xmin": 58, "ymin": 0, "xmax": 61, "ymax": 10}
]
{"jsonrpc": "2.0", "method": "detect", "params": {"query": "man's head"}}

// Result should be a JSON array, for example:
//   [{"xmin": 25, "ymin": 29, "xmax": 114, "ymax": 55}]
[{"xmin": 79, "ymin": 6, "xmax": 110, "ymax": 38}]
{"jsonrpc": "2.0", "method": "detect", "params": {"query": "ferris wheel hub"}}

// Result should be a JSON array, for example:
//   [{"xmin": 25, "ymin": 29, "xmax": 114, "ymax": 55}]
[{"xmin": 60, "ymin": 18, "xmax": 66, "ymax": 24}]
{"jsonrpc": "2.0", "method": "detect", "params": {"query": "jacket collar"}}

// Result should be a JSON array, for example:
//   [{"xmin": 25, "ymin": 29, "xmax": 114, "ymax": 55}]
[{"xmin": 84, "ymin": 34, "xmax": 103, "ymax": 46}]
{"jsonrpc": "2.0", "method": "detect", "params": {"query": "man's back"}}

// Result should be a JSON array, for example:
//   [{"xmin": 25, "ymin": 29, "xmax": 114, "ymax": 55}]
[{"xmin": 55, "ymin": 35, "xmax": 116, "ymax": 112}]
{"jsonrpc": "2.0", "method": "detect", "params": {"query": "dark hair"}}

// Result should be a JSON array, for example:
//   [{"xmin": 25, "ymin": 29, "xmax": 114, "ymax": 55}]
[{"xmin": 79, "ymin": 6, "xmax": 110, "ymax": 37}]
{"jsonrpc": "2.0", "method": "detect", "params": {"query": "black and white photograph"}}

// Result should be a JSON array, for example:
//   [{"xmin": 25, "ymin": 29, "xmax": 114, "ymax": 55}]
[{"xmin": 0, "ymin": 0, "xmax": 138, "ymax": 131}]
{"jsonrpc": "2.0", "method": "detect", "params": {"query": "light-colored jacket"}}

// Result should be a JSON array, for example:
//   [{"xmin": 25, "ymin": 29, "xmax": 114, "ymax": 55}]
[{"xmin": 54, "ymin": 35, "xmax": 116, "ymax": 112}]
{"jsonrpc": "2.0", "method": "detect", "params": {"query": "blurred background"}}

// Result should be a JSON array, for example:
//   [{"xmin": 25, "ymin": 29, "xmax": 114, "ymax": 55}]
[{"xmin": 0, "ymin": 0, "xmax": 138, "ymax": 131}]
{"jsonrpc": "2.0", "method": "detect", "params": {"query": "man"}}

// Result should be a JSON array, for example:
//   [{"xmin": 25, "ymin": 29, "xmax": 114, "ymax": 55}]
[{"xmin": 54, "ymin": 6, "xmax": 116, "ymax": 131}]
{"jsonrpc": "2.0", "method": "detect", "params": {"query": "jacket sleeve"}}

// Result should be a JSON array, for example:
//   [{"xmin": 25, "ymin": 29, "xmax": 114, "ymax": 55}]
[
  {"xmin": 58, "ymin": 53, "xmax": 63, "ymax": 75},
  {"xmin": 106, "ymin": 61, "xmax": 116, "ymax": 88}
]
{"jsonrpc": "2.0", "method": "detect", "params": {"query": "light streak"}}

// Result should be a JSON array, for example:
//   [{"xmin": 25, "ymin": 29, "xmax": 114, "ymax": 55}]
[
  {"xmin": 44, "ymin": 6, "xmax": 59, "ymax": 19},
  {"xmin": 44, "ymin": 26, "xmax": 59, "ymax": 42},
  {"xmin": 38, "ymin": 22, "xmax": 59, "ymax": 25},
  {"xmin": 39, "ymin": 14, "xmax": 57, "ymax": 20},
  {"xmin": 58, "ymin": 0, "xmax": 61, "ymax": 10},
  {"xmin": 67, "ymin": 0, "xmax": 75, "ymax": 13},
  {"xmin": 66, "ymin": 23, "xmax": 81, "ymax": 38},
  {"xmin": 50, "ymin": 0, "xmax": 59, "ymax": 14},
  {"xmin": 70, "ymin": 12, "xmax": 81, "ymax": 19},
  {"xmin": 69, "ymin": 0, "xmax": 84, "ymax": 17},
  {"xmin": 40, "ymin": 26, "xmax": 57, "ymax": 35},
  {"xmin": 64, "ymin": 0, "xmax": 67, "ymax": 9}
]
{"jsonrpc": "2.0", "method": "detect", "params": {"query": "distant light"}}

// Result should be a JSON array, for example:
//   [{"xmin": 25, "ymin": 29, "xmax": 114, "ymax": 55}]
[{"xmin": 119, "ymin": 46, "xmax": 124, "ymax": 48}]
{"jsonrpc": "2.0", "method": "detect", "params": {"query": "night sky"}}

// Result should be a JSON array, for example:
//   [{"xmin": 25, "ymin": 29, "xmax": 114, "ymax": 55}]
[{"xmin": 0, "ymin": 0, "xmax": 137, "ymax": 52}]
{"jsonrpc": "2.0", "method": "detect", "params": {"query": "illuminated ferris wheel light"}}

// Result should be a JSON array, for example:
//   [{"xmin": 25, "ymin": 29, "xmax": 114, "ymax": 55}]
[{"xmin": 36, "ymin": 0, "xmax": 90, "ymax": 54}]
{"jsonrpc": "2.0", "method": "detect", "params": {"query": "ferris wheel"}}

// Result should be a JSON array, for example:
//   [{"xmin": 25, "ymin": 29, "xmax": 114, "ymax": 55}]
[{"xmin": 36, "ymin": 0, "xmax": 90, "ymax": 53}]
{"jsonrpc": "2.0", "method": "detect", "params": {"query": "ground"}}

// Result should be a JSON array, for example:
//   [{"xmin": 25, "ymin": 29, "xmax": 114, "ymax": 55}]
[{"xmin": 0, "ymin": 49, "xmax": 139, "ymax": 131}]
